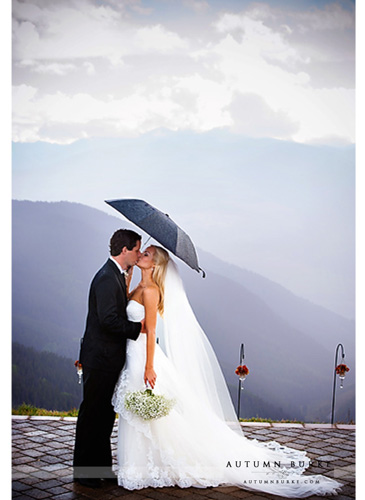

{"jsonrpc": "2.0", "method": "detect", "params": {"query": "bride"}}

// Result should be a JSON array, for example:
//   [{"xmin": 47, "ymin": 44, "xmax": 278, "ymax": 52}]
[{"xmin": 112, "ymin": 245, "xmax": 341, "ymax": 498}]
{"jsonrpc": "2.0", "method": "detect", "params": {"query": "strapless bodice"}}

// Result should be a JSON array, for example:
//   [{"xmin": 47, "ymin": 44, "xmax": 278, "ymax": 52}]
[{"xmin": 126, "ymin": 300, "xmax": 145, "ymax": 322}]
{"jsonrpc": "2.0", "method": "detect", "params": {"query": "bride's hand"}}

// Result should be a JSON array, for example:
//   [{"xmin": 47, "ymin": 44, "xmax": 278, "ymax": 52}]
[{"xmin": 144, "ymin": 367, "xmax": 157, "ymax": 389}]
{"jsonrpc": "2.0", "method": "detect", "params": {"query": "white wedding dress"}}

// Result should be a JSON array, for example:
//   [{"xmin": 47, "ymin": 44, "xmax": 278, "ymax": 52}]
[{"xmin": 112, "ymin": 262, "xmax": 341, "ymax": 498}]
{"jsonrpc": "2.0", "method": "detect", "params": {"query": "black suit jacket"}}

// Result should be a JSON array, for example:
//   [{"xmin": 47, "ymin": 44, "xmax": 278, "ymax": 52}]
[{"xmin": 79, "ymin": 259, "xmax": 141, "ymax": 372}]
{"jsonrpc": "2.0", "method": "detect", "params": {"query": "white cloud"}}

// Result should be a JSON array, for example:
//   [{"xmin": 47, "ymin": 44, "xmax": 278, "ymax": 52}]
[
  {"xmin": 83, "ymin": 61, "xmax": 96, "ymax": 75},
  {"xmin": 16, "ymin": 60, "xmax": 77, "ymax": 75},
  {"xmin": 12, "ymin": 84, "xmax": 187, "ymax": 143},
  {"xmin": 12, "ymin": 0, "xmax": 355, "ymax": 144},
  {"xmin": 134, "ymin": 24, "xmax": 188, "ymax": 53},
  {"xmin": 173, "ymin": 74, "xmax": 232, "ymax": 130},
  {"xmin": 13, "ymin": 0, "xmax": 188, "ymax": 63},
  {"xmin": 290, "ymin": 87, "xmax": 355, "ymax": 144},
  {"xmin": 228, "ymin": 92, "xmax": 299, "ymax": 139},
  {"xmin": 197, "ymin": 26, "xmax": 354, "ymax": 143},
  {"xmin": 214, "ymin": 13, "xmax": 309, "ymax": 65}
]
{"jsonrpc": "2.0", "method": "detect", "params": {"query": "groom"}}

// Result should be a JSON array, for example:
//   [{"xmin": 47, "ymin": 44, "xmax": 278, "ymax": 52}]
[{"xmin": 73, "ymin": 229, "xmax": 144, "ymax": 488}]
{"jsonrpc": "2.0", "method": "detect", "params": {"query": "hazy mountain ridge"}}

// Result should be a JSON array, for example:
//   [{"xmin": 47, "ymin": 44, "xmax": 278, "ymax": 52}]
[
  {"xmin": 12, "ymin": 200, "xmax": 355, "ymax": 422},
  {"xmin": 197, "ymin": 249, "xmax": 354, "ymax": 348}
]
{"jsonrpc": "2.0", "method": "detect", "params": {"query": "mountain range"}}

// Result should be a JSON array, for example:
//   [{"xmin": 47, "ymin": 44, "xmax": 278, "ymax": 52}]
[{"xmin": 12, "ymin": 200, "xmax": 355, "ymax": 421}]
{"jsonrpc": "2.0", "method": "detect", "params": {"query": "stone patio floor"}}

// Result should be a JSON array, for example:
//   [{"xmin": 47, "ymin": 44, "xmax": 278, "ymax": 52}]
[{"xmin": 12, "ymin": 416, "xmax": 355, "ymax": 500}]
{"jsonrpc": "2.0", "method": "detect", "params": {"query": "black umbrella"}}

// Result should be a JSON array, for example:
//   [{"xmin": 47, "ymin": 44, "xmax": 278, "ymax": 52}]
[{"xmin": 105, "ymin": 198, "xmax": 205, "ymax": 277}]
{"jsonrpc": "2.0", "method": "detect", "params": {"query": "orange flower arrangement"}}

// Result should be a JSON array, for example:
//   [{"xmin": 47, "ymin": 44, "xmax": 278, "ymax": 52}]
[
  {"xmin": 335, "ymin": 363, "xmax": 349, "ymax": 376},
  {"xmin": 235, "ymin": 365, "xmax": 249, "ymax": 377}
]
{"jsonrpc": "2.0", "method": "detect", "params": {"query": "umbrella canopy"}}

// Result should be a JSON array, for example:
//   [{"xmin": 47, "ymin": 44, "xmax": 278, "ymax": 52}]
[{"xmin": 105, "ymin": 198, "xmax": 205, "ymax": 277}]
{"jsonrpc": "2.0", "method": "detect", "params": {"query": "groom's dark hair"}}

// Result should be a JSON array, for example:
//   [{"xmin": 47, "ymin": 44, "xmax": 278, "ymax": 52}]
[{"xmin": 109, "ymin": 229, "xmax": 141, "ymax": 256}]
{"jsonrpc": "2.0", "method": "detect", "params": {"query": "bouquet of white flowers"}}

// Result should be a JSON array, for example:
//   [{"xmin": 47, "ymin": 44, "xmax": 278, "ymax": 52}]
[{"xmin": 124, "ymin": 388, "xmax": 175, "ymax": 420}]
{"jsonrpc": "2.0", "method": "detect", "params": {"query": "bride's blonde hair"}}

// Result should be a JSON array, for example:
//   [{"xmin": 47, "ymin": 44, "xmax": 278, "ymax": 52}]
[{"xmin": 151, "ymin": 246, "xmax": 170, "ymax": 316}]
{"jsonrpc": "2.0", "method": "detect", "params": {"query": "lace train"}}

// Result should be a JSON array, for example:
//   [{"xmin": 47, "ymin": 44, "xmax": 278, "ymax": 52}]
[{"xmin": 112, "ymin": 300, "xmax": 342, "ymax": 497}]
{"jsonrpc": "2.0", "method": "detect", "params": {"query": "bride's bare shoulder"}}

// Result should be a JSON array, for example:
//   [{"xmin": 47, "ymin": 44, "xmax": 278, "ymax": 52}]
[{"xmin": 142, "ymin": 284, "xmax": 160, "ymax": 305}]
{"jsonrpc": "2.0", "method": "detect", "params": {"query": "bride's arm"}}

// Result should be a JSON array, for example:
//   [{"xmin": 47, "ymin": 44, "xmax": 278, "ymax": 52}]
[{"xmin": 142, "ymin": 287, "xmax": 159, "ymax": 389}]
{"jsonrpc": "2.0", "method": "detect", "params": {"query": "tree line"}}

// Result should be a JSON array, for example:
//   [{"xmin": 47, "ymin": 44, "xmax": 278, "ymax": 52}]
[{"xmin": 12, "ymin": 342, "xmax": 82, "ymax": 411}]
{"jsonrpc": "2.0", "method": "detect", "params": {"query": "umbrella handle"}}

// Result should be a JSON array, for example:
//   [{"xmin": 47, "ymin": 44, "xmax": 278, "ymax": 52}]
[{"xmin": 199, "ymin": 267, "xmax": 206, "ymax": 278}]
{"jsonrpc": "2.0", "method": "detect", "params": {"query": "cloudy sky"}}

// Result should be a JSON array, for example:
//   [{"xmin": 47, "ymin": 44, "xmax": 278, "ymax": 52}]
[
  {"xmin": 13, "ymin": 0, "xmax": 355, "ymax": 144},
  {"xmin": 11, "ymin": 0, "xmax": 356, "ymax": 318}
]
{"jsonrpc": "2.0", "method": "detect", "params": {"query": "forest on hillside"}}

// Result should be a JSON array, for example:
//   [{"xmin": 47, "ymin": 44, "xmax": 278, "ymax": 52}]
[
  {"xmin": 12, "ymin": 341, "xmax": 288, "ymax": 419},
  {"xmin": 12, "ymin": 342, "xmax": 82, "ymax": 411}
]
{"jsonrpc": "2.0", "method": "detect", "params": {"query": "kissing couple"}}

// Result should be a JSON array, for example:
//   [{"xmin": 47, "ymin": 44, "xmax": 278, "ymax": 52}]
[{"xmin": 73, "ymin": 229, "xmax": 341, "ymax": 498}]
